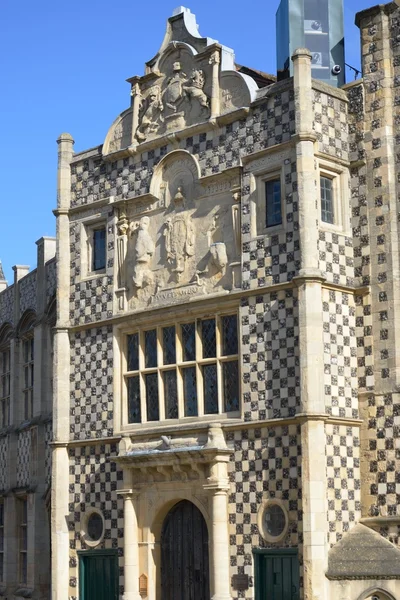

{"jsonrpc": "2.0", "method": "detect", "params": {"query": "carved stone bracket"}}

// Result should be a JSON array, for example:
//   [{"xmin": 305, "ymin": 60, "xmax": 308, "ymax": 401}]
[{"xmin": 115, "ymin": 424, "xmax": 232, "ymax": 488}]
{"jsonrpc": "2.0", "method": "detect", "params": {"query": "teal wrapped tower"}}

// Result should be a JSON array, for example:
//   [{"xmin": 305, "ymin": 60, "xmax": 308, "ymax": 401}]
[{"xmin": 276, "ymin": 0, "xmax": 345, "ymax": 87}]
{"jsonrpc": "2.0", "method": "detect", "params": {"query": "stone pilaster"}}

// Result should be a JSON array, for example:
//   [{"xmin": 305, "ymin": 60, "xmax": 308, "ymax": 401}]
[
  {"xmin": 119, "ymin": 470, "xmax": 141, "ymax": 600},
  {"xmin": 51, "ymin": 133, "xmax": 74, "ymax": 600},
  {"xmin": 292, "ymin": 48, "xmax": 328, "ymax": 600},
  {"xmin": 204, "ymin": 448, "xmax": 232, "ymax": 600}
]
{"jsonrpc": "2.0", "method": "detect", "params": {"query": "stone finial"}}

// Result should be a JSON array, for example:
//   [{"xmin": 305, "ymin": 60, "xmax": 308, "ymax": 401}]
[
  {"xmin": 0, "ymin": 261, "xmax": 7, "ymax": 292},
  {"xmin": 291, "ymin": 48, "xmax": 312, "ymax": 62}
]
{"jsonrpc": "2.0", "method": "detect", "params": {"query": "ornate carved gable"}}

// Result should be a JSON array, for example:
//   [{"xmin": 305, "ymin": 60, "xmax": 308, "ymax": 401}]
[{"xmin": 103, "ymin": 7, "xmax": 258, "ymax": 156}]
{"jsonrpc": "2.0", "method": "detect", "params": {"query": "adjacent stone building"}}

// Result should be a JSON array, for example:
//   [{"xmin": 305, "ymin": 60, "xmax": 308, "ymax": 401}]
[
  {"xmin": 2, "ymin": 2, "xmax": 400, "ymax": 600},
  {"xmin": 0, "ymin": 241, "xmax": 56, "ymax": 600}
]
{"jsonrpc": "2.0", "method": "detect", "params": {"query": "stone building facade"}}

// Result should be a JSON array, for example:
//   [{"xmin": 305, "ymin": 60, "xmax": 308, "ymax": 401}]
[
  {"xmin": 3, "ymin": 2, "xmax": 400, "ymax": 600},
  {"xmin": 0, "ymin": 240, "xmax": 56, "ymax": 600}
]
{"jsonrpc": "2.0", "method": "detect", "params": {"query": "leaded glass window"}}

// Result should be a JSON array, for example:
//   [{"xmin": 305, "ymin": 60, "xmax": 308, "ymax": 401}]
[
  {"xmin": 92, "ymin": 227, "xmax": 106, "ymax": 271},
  {"xmin": 18, "ymin": 498, "xmax": 27, "ymax": 584},
  {"xmin": 265, "ymin": 179, "xmax": 282, "ymax": 228},
  {"xmin": 320, "ymin": 176, "xmax": 334, "ymax": 224},
  {"xmin": 124, "ymin": 313, "xmax": 239, "ymax": 424},
  {"xmin": 0, "ymin": 348, "xmax": 10, "ymax": 429},
  {"xmin": 22, "ymin": 337, "xmax": 34, "ymax": 420},
  {"xmin": 0, "ymin": 499, "xmax": 4, "ymax": 582}
]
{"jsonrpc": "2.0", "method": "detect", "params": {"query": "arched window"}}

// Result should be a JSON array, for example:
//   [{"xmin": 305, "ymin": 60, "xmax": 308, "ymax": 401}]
[
  {"xmin": 0, "ymin": 324, "xmax": 13, "ymax": 428},
  {"xmin": 18, "ymin": 311, "xmax": 36, "ymax": 421}
]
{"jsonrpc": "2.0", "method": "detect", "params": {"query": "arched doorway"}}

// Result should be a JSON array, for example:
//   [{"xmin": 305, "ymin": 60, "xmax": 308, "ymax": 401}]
[{"xmin": 161, "ymin": 500, "xmax": 210, "ymax": 600}]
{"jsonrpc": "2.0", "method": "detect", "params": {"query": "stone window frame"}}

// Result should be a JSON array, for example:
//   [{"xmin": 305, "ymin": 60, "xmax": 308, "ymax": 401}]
[
  {"xmin": 257, "ymin": 498, "xmax": 289, "ymax": 544},
  {"xmin": 255, "ymin": 168, "xmax": 286, "ymax": 236},
  {"xmin": 117, "ymin": 305, "xmax": 241, "ymax": 433},
  {"xmin": 21, "ymin": 335, "xmax": 34, "ymax": 422},
  {"xmin": 81, "ymin": 508, "xmax": 105, "ymax": 548},
  {"xmin": 318, "ymin": 159, "xmax": 350, "ymax": 235},
  {"xmin": 16, "ymin": 495, "xmax": 28, "ymax": 585},
  {"xmin": 0, "ymin": 328, "xmax": 12, "ymax": 429},
  {"xmin": 0, "ymin": 497, "xmax": 4, "ymax": 583},
  {"xmin": 78, "ymin": 215, "xmax": 107, "ymax": 281}
]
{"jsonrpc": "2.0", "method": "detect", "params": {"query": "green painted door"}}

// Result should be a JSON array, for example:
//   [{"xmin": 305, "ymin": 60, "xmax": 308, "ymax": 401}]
[
  {"xmin": 254, "ymin": 550, "xmax": 300, "ymax": 600},
  {"xmin": 79, "ymin": 550, "xmax": 118, "ymax": 600}
]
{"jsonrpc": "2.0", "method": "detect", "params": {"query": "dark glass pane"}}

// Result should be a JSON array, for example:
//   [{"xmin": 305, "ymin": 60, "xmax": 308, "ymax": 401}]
[
  {"xmin": 23, "ymin": 341, "xmax": 29, "ymax": 363},
  {"xmin": 183, "ymin": 367, "xmax": 198, "ymax": 417},
  {"xmin": 145, "ymin": 329, "xmax": 157, "ymax": 368},
  {"xmin": 163, "ymin": 370, "xmax": 178, "ymax": 419},
  {"xmin": 0, "ymin": 533, "xmax": 3, "ymax": 552},
  {"xmin": 203, "ymin": 364, "xmax": 218, "ymax": 414},
  {"xmin": 22, "ymin": 500, "xmax": 27, "ymax": 524},
  {"xmin": 21, "ymin": 553, "xmax": 27, "ymax": 583},
  {"xmin": 264, "ymin": 504, "xmax": 286, "ymax": 537},
  {"xmin": 87, "ymin": 513, "xmax": 103, "ymax": 541},
  {"xmin": 222, "ymin": 315, "xmax": 238, "ymax": 355},
  {"xmin": 146, "ymin": 373, "xmax": 159, "ymax": 421},
  {"xmin": 265, "ymin": 179, "xmax": 282, "ymax": 228},
  {"xmin": 182, "ymin": 323, "xmax": 196, "ymax": 361},
  {"xmin": 201, "ymin": 319, "xmax": 216, "ymax": 359},
  {"xmin": 163, "ymin": 326, "xmax": 176, "ymax": 365},
  {"xmin": 0, "ymin": 503, "xmax": 3, "ymax": 526},
  {"xmin": 93, "ymin": 228, "xmax": 106, "ymax": 271},
  {"xmin": 321, "ymin": 176, "xmax": 334, "ymax": 224},
  {"xmin": 223, "ymin": 361, "xmax": 239, "ymax": 412},
  {"xmin": 127, "ymin": 376, "xmax": 141, "ymax": 423},
  {"xmin": 127, "ymin": 333, "xmax": 139, "ymax": 371}
]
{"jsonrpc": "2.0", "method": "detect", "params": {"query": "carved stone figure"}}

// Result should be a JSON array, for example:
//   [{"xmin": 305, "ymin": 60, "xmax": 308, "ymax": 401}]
[
  {"xmin": 164, "ymin": 187, "xmax": 195, "ymax": 281},
  {"xmin": 135, "ymin": 86, "xmax": 163, "ymax": 142},
  {"xmin": 210, "ymin": 242, "xmax": 228, "ymax": 272},
  {"xmin": 131, "ymin": 216, "xmax": 155, "ymax": 288},
  {"xmin": 163, "ymin": 62, "xmax": 187, "ymax": 114},
  {"xmin": 183, "ymin": 69, "xmax": 209, "ymax": 110}
]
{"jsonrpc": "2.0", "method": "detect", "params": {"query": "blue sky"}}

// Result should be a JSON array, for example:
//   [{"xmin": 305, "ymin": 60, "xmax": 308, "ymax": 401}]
[{"xmin": 0, "ymin": 0, "xmax": 373, "ymax": 283}]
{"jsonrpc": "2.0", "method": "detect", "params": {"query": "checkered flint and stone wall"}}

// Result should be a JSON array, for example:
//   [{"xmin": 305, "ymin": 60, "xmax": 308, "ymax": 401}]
[
  {"xmin": 68, "ymin": 443, "xmax": 124, "ymax": 599},
  {"xmin": 326, "ymin": 424, "xmax": 361, "ymax": 547},
  {"xmin": 240, "ymin": 289, "xmax": 300, "ymax": 422},
  {"xmin": 227, "ymin": 424, "xmax": 302, "ymax": 599},
  {"xmin": 69, "ymin": 326, "xmax": 114, "ymax": 441},
  {"xmin": 322, "ymin": 289, "xmax": 358, "ymax": 418},
  {"xmin": 313, "ymin": 89, "xmax": 349, "ymax": 161}
]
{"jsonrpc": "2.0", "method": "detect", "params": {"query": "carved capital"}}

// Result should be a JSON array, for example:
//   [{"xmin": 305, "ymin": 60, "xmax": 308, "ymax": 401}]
[
  {"xmin": 209, "ymin": 50, "xmax": 221, "ymax": 66},
  {"xmin": 130, "ymin": 83, "xmax": 141, "ymax": 98}
]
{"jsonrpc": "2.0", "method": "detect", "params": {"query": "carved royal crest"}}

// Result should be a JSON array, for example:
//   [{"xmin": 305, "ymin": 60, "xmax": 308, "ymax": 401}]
[{"xmin": 164, "ymin": 188, "xmax": 195, "ymax": 282}]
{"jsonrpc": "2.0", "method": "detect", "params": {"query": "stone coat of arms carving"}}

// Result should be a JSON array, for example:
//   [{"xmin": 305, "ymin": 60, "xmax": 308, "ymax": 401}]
[{"xmin": 163, "ymin": 188, "xmax": 195, "ymax": 282}]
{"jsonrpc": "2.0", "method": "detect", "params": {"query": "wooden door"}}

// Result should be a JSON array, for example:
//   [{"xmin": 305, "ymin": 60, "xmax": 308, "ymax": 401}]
[
  {"xmin": 79, "ymin": 550, "xmax": 118, "ymax": 600},
  {"xmin": 161, "ymin": 500, "xmax": 209, "ymax": 600},
  {"xmin": 254, "ymin": 550, "xmax": 300, "ymax": 600}
]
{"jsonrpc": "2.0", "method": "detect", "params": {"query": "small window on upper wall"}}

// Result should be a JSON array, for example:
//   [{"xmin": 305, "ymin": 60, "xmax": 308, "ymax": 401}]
[
  {"xmin": 265, "ymin": 179, "xmax": 282, "ymax": 228},
  {"xmin": 320, "ymin": 176, "xmax": 334, "ymax": 224},
  {"xmin": 92, "ymin": 227, "xmax": 106, "ymax": 272}
]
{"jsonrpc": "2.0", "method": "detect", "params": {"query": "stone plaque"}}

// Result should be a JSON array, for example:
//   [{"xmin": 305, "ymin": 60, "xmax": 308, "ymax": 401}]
[
  {"xmin": 139, "ymin": 573, "xmax": 148, "ymax": 596},
  {"xmin": 231, "ymin": 574, "xmax": 249, "ymax": 591}
]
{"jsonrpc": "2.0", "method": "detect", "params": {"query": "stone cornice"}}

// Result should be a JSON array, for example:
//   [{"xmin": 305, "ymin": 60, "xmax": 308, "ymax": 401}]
[{"xmin": 66, "ymin": 279, "xmax": 369, "ymax": 333}]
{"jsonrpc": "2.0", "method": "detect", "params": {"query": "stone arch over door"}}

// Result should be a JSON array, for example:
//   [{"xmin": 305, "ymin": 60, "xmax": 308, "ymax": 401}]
[
  {"xmin": 160, "ymin": 499, "xmax": 210, "ymax": 600},
  {"xmin": 357, "ymin": 589, "xmax": 397, "ymax": 600}
]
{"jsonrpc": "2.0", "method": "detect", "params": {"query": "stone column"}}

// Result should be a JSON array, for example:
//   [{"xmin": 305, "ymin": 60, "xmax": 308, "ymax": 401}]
[
  {"xmin": 130, "ymin": 81, "xmax": 141, "ymax": 146},
  {"xmin": 51, "ymin": 132, "xmax": 74, "ymax": 600},
  {"xmin": 292, "ymin": 49, "xmax": 328, "ymax": 600},
  {"xmin": 204, "ymin": 447, "xmax": 232, "ymax": 600},
  {"xmin": 119, "ymin": 483, "xmax": 141, "ymax": 600},
  {"xmin": 209, "ymin": 48, "xmax": 221, "ymax": 119},
  {"xmin": 115, "ymin": 206, "xmax": 129, "ymax": 311},
  {"xmin": 210, "ymin": 489, "xmax": 231, "ymax": 600}
]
